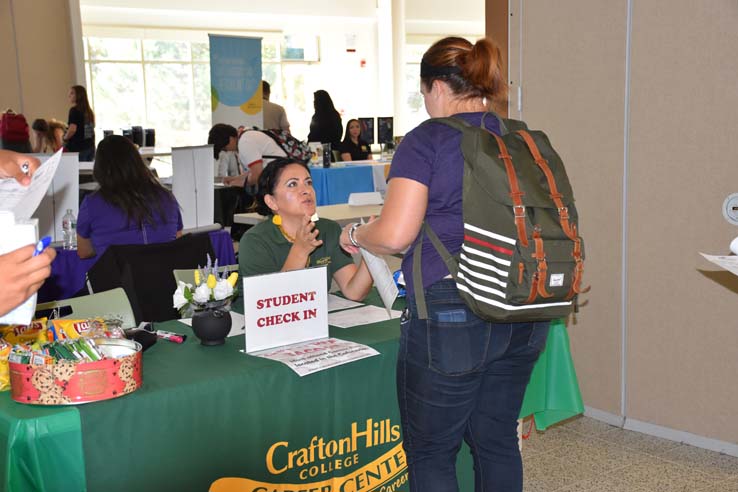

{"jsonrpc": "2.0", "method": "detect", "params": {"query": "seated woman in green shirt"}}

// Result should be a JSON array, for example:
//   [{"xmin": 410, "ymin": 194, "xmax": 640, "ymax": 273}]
[{"xmin": 238, "ymin": 158, "xmax": 373, "ymax": 301}]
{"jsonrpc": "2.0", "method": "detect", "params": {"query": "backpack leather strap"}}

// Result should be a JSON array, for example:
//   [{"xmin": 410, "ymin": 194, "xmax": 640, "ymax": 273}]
[
  {"xmin": 516, "ymin": 130, "xmax": 578, "ymax": 241},
  {"xmin": 566, "ymin": 236, "xmax": 590, "ymax": 299},
  {"xmin": 491, "ymin": 133, "xmax": 529, "ymax": 247}
]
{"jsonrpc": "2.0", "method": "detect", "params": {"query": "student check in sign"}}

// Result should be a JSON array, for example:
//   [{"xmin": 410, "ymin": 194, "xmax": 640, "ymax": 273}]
[
  {"xmin": 242, "ymin": 267, "xmax": 379, "ymax": 377},
  {"xmin": 243, "ymin": 267, "xmax": 329, "ymax": 353}
]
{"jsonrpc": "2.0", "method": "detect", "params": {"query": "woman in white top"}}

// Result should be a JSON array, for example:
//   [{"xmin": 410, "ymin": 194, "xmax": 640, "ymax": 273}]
[{"xmin": 207, "ymin": 124, "xmax": 242, "ymax": 179}]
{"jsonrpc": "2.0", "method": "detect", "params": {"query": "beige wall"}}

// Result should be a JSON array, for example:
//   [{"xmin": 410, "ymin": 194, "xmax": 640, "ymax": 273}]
[
  {"xmin": 0, "ymin": 0, "xmax": 77, "ymax": 123},
  {"xmin": 498, "ymin": 0, "xmax": 738, "ymax": 443}
]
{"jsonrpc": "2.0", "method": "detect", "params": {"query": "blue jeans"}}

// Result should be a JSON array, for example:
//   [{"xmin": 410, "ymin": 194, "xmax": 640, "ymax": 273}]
[{"xmin": 398, "ymin": 279, "xmax": 549, "ymax": 492}]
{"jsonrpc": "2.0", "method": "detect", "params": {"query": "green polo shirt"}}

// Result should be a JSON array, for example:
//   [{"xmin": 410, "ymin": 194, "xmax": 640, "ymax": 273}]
[{"xmin": 238, "ymin": 218, "xmax": 354, "ymax": 289}]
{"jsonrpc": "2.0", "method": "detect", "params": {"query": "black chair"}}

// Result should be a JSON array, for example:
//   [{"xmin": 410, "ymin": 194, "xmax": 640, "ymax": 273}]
[{"xmin": 86, "ymin": 234, "xmax": 215, "ymax": 324}]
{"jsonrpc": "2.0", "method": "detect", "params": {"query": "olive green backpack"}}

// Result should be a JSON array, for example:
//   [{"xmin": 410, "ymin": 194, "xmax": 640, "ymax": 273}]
[{"xmin": 413, "ymin": 114, "xmax": 589, "ymax": 322}]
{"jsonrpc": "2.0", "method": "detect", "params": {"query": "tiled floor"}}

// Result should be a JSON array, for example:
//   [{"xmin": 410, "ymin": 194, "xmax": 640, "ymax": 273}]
[{"xmin": 523, "ymin": 416, "xmax": 738, "ymax": 491}]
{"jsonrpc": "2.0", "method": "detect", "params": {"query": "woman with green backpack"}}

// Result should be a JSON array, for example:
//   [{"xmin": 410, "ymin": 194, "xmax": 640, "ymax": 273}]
[{"xmin": 339, "ymin": 36, "xmax": 550, "ymax": 492}]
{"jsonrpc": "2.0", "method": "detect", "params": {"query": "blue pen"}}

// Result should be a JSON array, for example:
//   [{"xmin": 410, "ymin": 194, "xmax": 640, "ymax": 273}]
[{"xmin": 33, "ymin": 236, "xmax": 52, "ymax": 257}]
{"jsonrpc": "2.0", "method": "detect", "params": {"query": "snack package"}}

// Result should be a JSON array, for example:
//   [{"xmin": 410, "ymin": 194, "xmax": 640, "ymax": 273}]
[
  {"xmin": 0, "ymin": 339, "xmax": 11, "ymax": 391},
  {"xmin": 47, "ymin": 318, "xmax": 116, "ymax": 341},
  {"xmin": 1, "ymin": 318, "xmax": 48, "ymax": 345}
]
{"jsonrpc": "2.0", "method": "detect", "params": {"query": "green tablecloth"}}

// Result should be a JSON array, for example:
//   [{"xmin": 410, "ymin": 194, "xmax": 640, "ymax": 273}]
[{"xmin": 0, "ymin": 293, "xmax": 582, "ymax": 492}]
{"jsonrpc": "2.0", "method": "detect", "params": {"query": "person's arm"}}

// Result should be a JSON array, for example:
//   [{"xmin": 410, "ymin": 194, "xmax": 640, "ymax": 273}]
[
  {"xmin": 332, "ymin": 259, "xmax": 373, "ymax": 301},
  {"xmin": 340, "ymin": 177, "xmax": 428, "ymax": 255},
  {"xmin": 63, "ymin": 123, "xmax": 77, "ymax": 142},
  {"xmin": 340, "ymin": 152, "xmax": 352, "ymax": 162},
  {"xmin": 246, "ymin": 160, "xmax": 263, "ymax": 186},
  {"xmin": 176, "ymin": 230, "xmax": 183, "ymax": 238},
  {"xmin": 0, "ymin": 245, "xmax": 56, "ymax": 317},
  {"xmin": 0, "ymin": 150, "xmax": 40, "ymax": 186},
  {"xmin": 76, "ymin": 235, "xmax": 95, "ymax": 259}
]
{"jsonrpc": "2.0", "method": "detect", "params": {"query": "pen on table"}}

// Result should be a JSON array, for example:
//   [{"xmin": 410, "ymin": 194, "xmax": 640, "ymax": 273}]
[{"xmin": 33, "ymin": 236, "xmax": 52, "ymax": 257}]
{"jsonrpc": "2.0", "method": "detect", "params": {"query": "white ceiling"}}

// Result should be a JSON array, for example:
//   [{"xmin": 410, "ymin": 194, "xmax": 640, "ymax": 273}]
[{"xmin": 79, "ymin": 0, "xmax": 485, "ymax": 34}]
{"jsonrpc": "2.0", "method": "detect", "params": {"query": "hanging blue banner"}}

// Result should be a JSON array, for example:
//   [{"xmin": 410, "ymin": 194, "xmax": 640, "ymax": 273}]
[{"xmin": 209, "ymin": 34, "xmax": 262, "ymax": 128}]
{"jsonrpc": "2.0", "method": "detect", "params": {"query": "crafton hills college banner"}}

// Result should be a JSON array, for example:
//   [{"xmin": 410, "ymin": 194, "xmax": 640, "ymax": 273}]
[{"xmin": 209, "ymin": 34, "xmax": 263, "ymax": 129}]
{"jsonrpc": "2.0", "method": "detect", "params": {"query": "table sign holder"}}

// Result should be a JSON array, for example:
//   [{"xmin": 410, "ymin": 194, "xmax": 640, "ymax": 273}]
[
  {"xmin": 34, "ymin": 152, "xmax": 79, "ymax": 242},
  {"xmin": 172, "ymin": 145, "xmax": 214, "ymax": 229},
  {"xmin": 242, "ymin": 267, "xmax": 328, "ymax": 353}
]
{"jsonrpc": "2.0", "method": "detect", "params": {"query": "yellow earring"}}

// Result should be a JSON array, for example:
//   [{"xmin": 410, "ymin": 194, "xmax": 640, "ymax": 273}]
[{"xmin": 272, "ymin": 214, "xmax": 282, "ymax": 226}]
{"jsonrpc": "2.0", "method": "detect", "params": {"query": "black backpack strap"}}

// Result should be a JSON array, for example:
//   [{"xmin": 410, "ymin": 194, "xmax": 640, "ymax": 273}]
[{"xmin": 412, "ymin": 222, "xmax": 460, "ymax": 320}]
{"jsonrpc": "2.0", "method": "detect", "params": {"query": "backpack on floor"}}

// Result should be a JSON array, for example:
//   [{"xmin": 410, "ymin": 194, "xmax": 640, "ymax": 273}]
[
  {"xmin": 0, "ymin": 110, "xmax": 29, "ymax": 143},
  {"xmin": 413, "ymin": 114, "xmax": 589, "ymax": 322},
  {"xmin": 259, "ymin": 129, "xmax": 311, "ymax": 163}
]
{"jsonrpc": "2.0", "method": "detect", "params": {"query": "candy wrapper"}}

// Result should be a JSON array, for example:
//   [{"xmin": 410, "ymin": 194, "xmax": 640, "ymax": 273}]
[{"xmin": 0, "ymin": 340, "xmax": 11, "ymax": 391}]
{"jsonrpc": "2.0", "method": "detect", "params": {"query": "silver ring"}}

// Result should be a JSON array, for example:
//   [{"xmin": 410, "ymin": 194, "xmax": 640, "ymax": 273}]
[{"xmin": 21, "ymin": 161, "xmax": 30, "ymax": 175}]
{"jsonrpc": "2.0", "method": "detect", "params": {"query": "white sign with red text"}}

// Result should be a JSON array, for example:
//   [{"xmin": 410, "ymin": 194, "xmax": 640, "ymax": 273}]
[{"xmin": 243, "ymin": 267, "xmax": 328, "ymax": 353}]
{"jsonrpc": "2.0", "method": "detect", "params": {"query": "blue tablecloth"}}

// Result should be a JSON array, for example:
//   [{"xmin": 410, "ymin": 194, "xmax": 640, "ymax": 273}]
[
  {"xmin": 37, "ymin": 229, "xmax": 236, "ymax": 303},
  {"xmin": 310, "ymin": 165, "xmax": 375, "ymax": 206}
]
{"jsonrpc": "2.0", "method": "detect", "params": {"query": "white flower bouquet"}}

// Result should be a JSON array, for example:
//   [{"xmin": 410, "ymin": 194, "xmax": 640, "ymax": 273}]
[{"xmin": 172, "ymin": 255, "xmax": 239, "ymax": 317}]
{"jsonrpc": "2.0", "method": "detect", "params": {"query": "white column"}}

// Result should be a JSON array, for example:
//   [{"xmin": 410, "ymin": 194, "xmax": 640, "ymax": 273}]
[
  {"xmin": 391, "ymin": 0, "xmax": 406, "ymax": 134},
  {"xmin": 375, "ymin": 0, "xmax": 394, "ymax": 118},
  {"xmin": 67, "ymin": 0, "xmax": 86, "ymax": 84}
]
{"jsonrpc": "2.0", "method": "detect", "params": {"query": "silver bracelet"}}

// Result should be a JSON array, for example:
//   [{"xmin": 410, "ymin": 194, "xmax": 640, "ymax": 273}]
[{"xmin": 348, "ymin": 222, "xmax": 361, "ymax": 248}]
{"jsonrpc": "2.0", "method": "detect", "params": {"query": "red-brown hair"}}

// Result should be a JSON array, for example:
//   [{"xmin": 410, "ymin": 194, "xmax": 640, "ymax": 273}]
[{"xmin": 421, "ymin": 37, "xmax": 507, "ymax": 105}]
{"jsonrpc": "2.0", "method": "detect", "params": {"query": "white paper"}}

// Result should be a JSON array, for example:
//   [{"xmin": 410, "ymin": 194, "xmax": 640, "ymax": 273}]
[
  {"xmin": 329, "ymin": 305, "xmax": 402, "ymax": 329},
  {"xmin": 0, "ymin": 149, "xmax": 62, "ymax": 219},
  {"xmin": 360, "ymin": 248, "xmax": 398, "ymax": 317},
  {"xmin": 178, "ymin": 311, "xmax": 245, "ymax": 337},
  {"xmin": 328, "ymin": 294, "xmax": 363, "ymax": 312},
  {"xmin": 0, "ymin": 212, "xmax": 39, "ymax": 325},
  {"xmin": 348, "ymin": 192, "xmax": 383, "ymax": 206},
  {"xmin": 700, "ymin": 253, "xmax": 738, "ymax": 277},
  {"xmin": 249, "ymin": 337, "xmax": 379, "ymax": 377}
]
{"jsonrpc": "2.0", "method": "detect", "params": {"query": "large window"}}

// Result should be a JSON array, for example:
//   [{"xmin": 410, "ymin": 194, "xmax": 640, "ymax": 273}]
[
  {"xmin": 84, "ymin": 34, "xmax": 317, "ymax": 150},
  {"xmin": 85, "ymin": 37, "xmax": 211, "ymax": 150}
]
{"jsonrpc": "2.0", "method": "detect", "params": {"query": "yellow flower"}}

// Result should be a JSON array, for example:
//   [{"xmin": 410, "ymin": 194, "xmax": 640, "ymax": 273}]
[
  {"xmin": 194, "ymin": 270, "xmax": 201, "ymax": 286},
  {"xmin": 227, "ymin": 272, "xmax": 239, "ymax": 287},
  {"xmin": 207, "ymin": 274, "xmax": 217, "ymax": 289}
]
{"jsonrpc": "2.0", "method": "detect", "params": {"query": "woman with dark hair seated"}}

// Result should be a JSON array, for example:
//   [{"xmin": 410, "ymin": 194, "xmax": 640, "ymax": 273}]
[
  {"xmin": 238, "ymin": 158, "xmax": 373, "ymax": 300},
  {"xmin": 76, "ymin": 135, "xmax": 183, "ymax": 259},
  {"xmin": 338, "ymin": 119, "xmax": 371, "ymax": 161}
]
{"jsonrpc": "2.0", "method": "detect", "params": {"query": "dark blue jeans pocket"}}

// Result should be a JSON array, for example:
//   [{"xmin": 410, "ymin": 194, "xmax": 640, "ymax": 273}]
[
  {"xmin": 527, "ymin": 321, "xmax": 551, "ymax": 353},
  {"xmin": 427, "ymin": 308, "xmax": 491, "ymax": 376}
]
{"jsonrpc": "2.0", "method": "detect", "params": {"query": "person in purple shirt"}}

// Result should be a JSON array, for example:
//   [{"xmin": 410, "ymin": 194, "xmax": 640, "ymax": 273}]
[
  {"xmin": 338, "ymin": 37, "xmax": 549, "ymax": 492},
  {"xmin": 77, "ymin": 135, "xmax": 182, "ymax": 259}
]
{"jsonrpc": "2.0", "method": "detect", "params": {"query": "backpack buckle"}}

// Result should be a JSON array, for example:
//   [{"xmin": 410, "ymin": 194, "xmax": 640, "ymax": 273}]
[
  {"xmin": 557, "ymin": 206, "xmax": 569, "ymax": 219},
  {"xmin": 513, "ymin": 205, "xmax": 526, "ymax": 218}
]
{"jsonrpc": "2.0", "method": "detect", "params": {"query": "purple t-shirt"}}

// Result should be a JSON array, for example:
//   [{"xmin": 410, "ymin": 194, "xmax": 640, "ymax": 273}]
[
  {"xmin": 77, "ymin": 191, "xmax": 183, "ymax": 258},
  {"xmin": 387, "ymin": 112, "xmax": 501, "ymax": 297}
]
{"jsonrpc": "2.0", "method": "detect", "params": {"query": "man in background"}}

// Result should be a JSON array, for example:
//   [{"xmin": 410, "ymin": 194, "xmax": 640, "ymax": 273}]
[{"xmin": 261, "ymin": 81, "xmax": 290, "ymax": 133}]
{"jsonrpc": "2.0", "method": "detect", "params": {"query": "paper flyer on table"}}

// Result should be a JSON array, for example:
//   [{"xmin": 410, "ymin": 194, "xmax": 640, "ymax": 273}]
[
  {"xmin": 0, "ymin": 149, "xmax": 62, "ymax": 219},
  {"xmin": 250, "ymin": 337, "xmax": 379, "ymax": 377},
  {"xmin": 700, "ymin": 253, "xmax": 738, "ymax": 277},
  {"xmin": 327, "ymin": 294, "xmax": 363, "ymax": 312},
  {"xmin": 359, "ymin": 247, "xmax": 398, "ymax": 317},
  {"xmin": 329, "ymin": 305, "xmax": 402, "ymax": 329}
]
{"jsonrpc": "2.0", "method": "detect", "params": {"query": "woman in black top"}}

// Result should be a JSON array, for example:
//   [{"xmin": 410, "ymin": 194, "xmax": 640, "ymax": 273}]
[
  {"xmin": 63, "ymin": 85, "xmax": 96, "ymax": 161},
  {"xmin": 306, "ymin": 90, "xmax": 342, "ymax": 152},
  {"xmin": 338, "ymin": 119, "xmax": 371, "ymax": 161}
]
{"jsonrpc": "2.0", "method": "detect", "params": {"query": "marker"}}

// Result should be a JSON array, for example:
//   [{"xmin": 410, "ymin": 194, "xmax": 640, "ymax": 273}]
[
  {"xmin": 156, "ymin": 330, "xmax": 186, "ymax": 344},
  {"xmin": 33, "ymin": 236, "xmax": 52, "ymax": 257}
]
